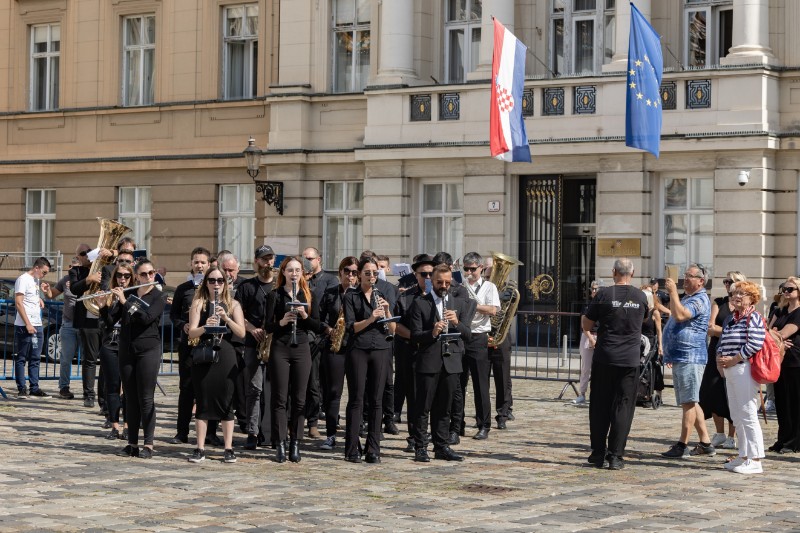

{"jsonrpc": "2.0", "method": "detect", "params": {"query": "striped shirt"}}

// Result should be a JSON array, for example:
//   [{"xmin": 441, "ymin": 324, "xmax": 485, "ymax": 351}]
[{"xmin": 717, "ymin": 310, "xmax": 766, "ymax": 359}]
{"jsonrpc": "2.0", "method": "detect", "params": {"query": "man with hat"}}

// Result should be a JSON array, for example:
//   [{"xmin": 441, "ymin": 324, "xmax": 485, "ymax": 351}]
[
  {"xmin": 393, "ymin": 254, "xmax": 436, "ymax": 451},
  {"xmin": 235, "ymin": 244, "xmax": 277, "ymax": 449}
]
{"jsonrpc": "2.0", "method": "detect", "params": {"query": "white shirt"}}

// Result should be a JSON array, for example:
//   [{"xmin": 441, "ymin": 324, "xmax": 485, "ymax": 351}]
[
  {"xmin": 468, "ymin": 279, "xmax": 500, "ymax": 333},
  {"xmin": 432, "ymin": 292, "xmax": 446, "ymax": 322},
  {"xmin": 14, "ymin": 272, "xmax": 42, "ymax": 327}
]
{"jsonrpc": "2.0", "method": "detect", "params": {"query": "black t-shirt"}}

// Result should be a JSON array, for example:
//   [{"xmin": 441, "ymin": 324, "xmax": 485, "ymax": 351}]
[
  {"xmin": 773, "ymin": 307, "xmax": 800, "ymax": 367},
  {"xmin": 585, "ymin": 284, "xmax": 648, "ymax": 367},
  {"xmin": 235, "ymin": 277, "xmax": 275, "ymax": 348}
]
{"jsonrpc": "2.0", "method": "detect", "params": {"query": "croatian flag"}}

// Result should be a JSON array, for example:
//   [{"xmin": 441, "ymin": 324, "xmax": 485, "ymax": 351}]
[{"xmin": 490, "ymin": 18, "xmax": 531, "ymax": 163}]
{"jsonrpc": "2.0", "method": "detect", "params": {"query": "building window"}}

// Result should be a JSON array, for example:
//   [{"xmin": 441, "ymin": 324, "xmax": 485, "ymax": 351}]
[
  {"xmin": 119, "ymin": 187, "xmax": 152, "ymax": 254},
  {"xmin": 223, "ymin": 4, "xmax": 258, "ymax": 99},
  {"xmin": 662, "ymin": 176, "xmax": 714, "ymax": 278},
  {"xmin": 444, "ymin": 0, "xmax": 481, "ymax": 84},
  {"xmin": 26, "ymin": 189, "xmax": 56, "ymax": 259},
  {"xmin": 323, "ymin": 181, "xmax": 363, "ymax": 270},
  {"xmin": 332, "ymin": 0, "xmax": 371, "ymax": 93},
  {"xmin": 219, "ymin": 185, "xmax": 255, "ymax": 270},
  {"xmin": 30, "ymin": 24, "xmax": 60, "ymax": 111},
  {"xmin": 550, "ymin": 0, "xmax": 615, "ymax": 76},
  {"xmin": 684, "ymin": 1, "xmax": 733, "ymax": 68},
  {"xmin": 122, "ymin": 15, "xmax": 156, "ymax": 106},
  {"xmin": 422, "ymin": 183, "xmax": 463, "ymax": 262}
]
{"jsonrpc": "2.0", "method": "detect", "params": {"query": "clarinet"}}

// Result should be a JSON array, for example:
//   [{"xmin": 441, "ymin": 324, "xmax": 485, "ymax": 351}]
[
  {"xmin": 440, "ymin": 289, "xmax": 451, "ymax": 357},
  {"xmin": 290, "ymin": 280, "xmax": 299, "ymax": 347},
  {"xmin": 211, "ymin": 287, "xmax": 223, "ymax": 351},
  {"xmin": 371, "ymin": 280, "xmax": 393, "ymax": 342}
]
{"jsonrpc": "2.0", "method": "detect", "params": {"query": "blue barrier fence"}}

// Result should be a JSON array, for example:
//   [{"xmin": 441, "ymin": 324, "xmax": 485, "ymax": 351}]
[{"xmin": 1, "ymin": 299, "xmax": 179, "ymax": 385}]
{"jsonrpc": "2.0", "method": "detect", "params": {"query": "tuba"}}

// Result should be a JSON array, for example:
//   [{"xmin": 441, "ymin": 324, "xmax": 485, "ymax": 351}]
[
  {"xmin": 83, "ymin": 218, "xmax": 132, "ymax": 316},
  {"xmin": 488, "ymin": 251, "xmax": 523, "ymax": 347}
]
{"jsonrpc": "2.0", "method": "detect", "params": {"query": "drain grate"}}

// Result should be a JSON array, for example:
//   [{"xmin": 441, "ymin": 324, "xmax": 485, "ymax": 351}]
[{"xmin": 462, "ymin": 483, "xmax": 517, "ymax": 494}]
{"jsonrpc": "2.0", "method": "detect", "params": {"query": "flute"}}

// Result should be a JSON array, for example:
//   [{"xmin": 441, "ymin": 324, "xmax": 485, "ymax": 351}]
[{"xmin": 76, "ymin": 281, "xmax": 159, "ymax": 302}]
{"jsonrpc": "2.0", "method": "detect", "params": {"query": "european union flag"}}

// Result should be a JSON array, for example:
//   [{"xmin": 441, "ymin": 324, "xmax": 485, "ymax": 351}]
[{"xmin": 625, "ymin": 3, "xmax": 663, "ymax": 158}]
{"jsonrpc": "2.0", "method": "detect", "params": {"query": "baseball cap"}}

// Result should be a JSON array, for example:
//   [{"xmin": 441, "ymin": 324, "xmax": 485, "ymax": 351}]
[{"xmin": 255, "ymin": 245, "xmax": 275, "ymax": 259}]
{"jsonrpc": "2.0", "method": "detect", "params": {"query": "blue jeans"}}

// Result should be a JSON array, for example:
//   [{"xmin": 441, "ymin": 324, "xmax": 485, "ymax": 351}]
[
  {"xmin": 59, "ymin": 322, "xmax": 79, "ymax": 390},
  {"xmin": 15, "ymin": 325, "xmax": 44, "ymax": 392}
]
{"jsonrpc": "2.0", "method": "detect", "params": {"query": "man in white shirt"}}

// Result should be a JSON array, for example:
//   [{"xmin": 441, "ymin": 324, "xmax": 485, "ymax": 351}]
[
  {"xmin": 450, "ymin": 252, "xmax": 500, "ymax": 442},
  {"xmin": 14, "ymin": 257, "xmax": 52, "ymax": 398}
]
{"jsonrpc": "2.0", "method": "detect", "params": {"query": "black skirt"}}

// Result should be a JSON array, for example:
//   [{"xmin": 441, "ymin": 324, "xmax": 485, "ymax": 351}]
[{"xmin": 192, "ymin": 337, "xmax": 239, "ymax": 421}]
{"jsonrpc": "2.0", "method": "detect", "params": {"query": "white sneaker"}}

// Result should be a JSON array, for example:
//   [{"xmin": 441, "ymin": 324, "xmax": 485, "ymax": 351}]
[
  {"xmin": 732, "ymin": 459, "xmax": 763, "ymax": 474},
  {"xmin": 710, "ymin": 433, "xmax": 727, "ymax": 447},
  {"xmin": 572, "ymin": 395, "xmax": 586, "ymax": 405},
  {"xmin": 722, "ymin": 437, "xmax": 736, "ymax": 449},
  {"xmin": 723, "ymin": 456, "xmax": 745, "ymax": 471}
]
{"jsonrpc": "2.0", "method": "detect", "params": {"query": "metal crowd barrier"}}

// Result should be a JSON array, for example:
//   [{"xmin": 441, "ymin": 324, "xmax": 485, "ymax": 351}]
[{"xmin": 1, "ymin": 299, "xmax": 178, "ymax": 387}]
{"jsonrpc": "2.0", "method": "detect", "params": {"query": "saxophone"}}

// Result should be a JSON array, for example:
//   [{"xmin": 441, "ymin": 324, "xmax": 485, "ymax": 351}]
[{"xmin": 330, "ymin": 306, "xmax": 346, "ymax": 353}]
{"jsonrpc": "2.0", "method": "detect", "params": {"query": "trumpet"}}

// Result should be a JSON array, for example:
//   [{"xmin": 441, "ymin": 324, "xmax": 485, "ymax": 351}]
[{"xmin": 76, "ymin": 281, "xmax": 159, "ymax": 302}]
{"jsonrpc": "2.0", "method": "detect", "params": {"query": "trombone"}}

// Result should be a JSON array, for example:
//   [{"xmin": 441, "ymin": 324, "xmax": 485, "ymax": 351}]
[{"xmin": 76, "ymin": 281, "xmax": 160, "ymax": 302}]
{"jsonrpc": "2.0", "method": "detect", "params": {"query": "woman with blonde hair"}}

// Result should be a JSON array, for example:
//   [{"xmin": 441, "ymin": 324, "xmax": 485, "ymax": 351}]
[
  {"xmin": 702, "ymin": 271, "xmax": 746, "ymax": 449},
  {"xmin": 573, "ymin": 280, "xmax": 602, "ymax": 405},
  {"xmin": 768, "ymin": 276, "xmax": 800, "ymax": 454},
  {"xmin": 186, "ymin": 267, "xmax": 246, "ymax": 464},
  {"xmin": 717, "ymin": 280, "xmax": 766, "ymax": 473}
]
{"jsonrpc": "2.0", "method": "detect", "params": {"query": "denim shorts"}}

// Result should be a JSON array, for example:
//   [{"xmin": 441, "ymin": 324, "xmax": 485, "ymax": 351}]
[{"xmin": 672, "ymin": 362, "xmax": 704, "ymax": 405}]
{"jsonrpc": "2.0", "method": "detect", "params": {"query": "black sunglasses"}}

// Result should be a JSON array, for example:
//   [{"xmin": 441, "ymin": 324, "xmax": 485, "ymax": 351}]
[
  {"xmin": 781, "ymin": 287, "xmax": 798, "ymax": 294},
  {"xmin": 722, "ymin": 279, "xmax": 733, "ymax": 285},
  {"xmin": 342, "ymin": 268, "xmax": 358, "ymax": 275},
  {"xmin": 463, "ymin": 266, "xmax": 480, "ymax": 272},
  {"xmin": 78, "ymin": 251, "xmax": 88, "ymax": 256},
  {"xmin": 417, "ymin": 271, "xmax": 433, "ymax": 278},
  {"xmin": 115, "ymin": 273, "xmax": 132, "ymax": 280},
  {"xmin": 207, "ymin": 277, "xmax": 225, "ymax": 285}
]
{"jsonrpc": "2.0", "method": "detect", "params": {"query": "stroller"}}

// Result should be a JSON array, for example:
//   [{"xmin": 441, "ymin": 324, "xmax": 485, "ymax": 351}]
[{"xmin": 637, "ymin": 334, "xmax": 663, "ymax": 409}]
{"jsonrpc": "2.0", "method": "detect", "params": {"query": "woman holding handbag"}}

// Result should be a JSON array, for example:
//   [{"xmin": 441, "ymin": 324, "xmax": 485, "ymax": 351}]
[
  {"xmin": 767, "ymin": 276, "xmax": 800, "ymax": 454},
  {"xmin": 186, "ymin": 267, "xmax": 245, "ymax": 464},
  {"xmin": 264, "ymin": 256, "xmax": 323, "ymax": 463},
  {"xmin": 716, "ymin": 281, "xmax": 766, "ymax": 474}
]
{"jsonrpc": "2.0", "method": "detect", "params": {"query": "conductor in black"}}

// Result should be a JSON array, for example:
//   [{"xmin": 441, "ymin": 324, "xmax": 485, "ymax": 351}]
[{"xmin": 410, "ymin": 263, "xmax": 476, "ymax": 462}]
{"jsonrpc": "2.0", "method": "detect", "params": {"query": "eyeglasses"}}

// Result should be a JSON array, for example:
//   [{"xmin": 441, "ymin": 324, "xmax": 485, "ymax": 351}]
[
  {"xmin": 732, "ymin": 291, "xmax": 750, "ymax": 298},
  {"xmin": 115, "ymin": 273, "xmax": 132, "ymax": 280},
  {"xmin": 362, "ymin": 271, "xmax": 378, "ymax": 278},
  {"xmin": 463, "ymin": 266, "xmax": 480, "ymax": 273},
  {"xmin": 207, "ymin": 277, "xmax": 225, "ymax": 285},
  {"xmin": 684, "ymin": 272, "xmax": 704, "ymax": 279},
  {"xmin": 343, "ymin": 268, "xmax": 358, "ymax": 276},
  {"xmin": 722, "ymin": 279, "xmax": 733, "ymax": 285},
  {"xmin": 78, "ymin": 251, "xmax": 88, "ymax": 256},
  {"xmin": 781, "ymin": 287, "xmax": 798, "ymax": 294},
  {"xmin": 139, "ymin": 270, "xmax": 156, "ymax": 277},
  {"xmin": 417, "ymin": 271, "xmax": 433, "ymax": 278}
]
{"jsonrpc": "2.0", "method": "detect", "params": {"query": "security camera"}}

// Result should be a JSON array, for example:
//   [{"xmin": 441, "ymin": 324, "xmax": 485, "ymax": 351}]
[{"xmin": 737, "ymin": 170, "xmax": 750, "ymax": 187}]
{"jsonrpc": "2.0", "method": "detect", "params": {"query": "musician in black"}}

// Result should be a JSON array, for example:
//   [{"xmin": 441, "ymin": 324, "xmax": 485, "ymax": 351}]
[
  {"xmin": 100, "ymin": 237, "xmax": 137, "ymax": 290},
  {"xmin": 264, "ymin": 256, "xmax": 324, "ymax": 463},
  {"xmin": 109, "ymin": 259, "xmax": 165, "ymax": 459},
  {"xmin": 410, "ymin": 263, "xmax": 476, "ymax": 462},
  {"xmin": 393, "ymin": 254, "xmax": 436, "ymax": 452},
  {"xmin": 235, "ymin": 245, "xmax": 275, "ymax": 449},
  {"xmin": 318, "ymin": 256, "xmax": 359, "ymax": 451},
  {"xmin": 169, "ymin": 247, "xmax": 211, "ymax": 445},
  {"xmin": 342, "ymin": 258, "xmax": 397, "ymax": 464}
]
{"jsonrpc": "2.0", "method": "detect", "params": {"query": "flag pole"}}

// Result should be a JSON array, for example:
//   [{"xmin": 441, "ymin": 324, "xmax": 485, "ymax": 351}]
[{"xmin": 491, "ymin": 15, "xmax": 555, "ymax": 78}]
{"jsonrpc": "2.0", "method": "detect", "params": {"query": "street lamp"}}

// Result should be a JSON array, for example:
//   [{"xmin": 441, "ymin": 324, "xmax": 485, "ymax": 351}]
[{"xmin": 243, "ymin": 136, "xmax": 284, "ymax": 216}]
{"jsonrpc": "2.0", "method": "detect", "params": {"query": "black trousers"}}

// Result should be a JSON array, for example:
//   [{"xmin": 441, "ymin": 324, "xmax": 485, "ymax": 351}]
[
  {"xmin": 413, "ymin": 369, "xmax": 459, "ymax": 450},
  {"xmin": 489, "ymin": 340, "xmax": 512, "ymax": 421},
  {"xmin": 345, "ymin": 347, "xmax": 389, "ymax": 456},
  {"xmin": 394, "ymin": 342, "xmax": 416, "ymax": 433},
  {"xmin": 588, "ymin": 361, "xmax": 638, "ymax": 458},
  {"xmin": 79, "ymin": 328, "xmax": 102, "ymax": 400},
  {"xmin": 452, "ymin": 333, "xmax": 491, "ymax": 432},
  {"xmin": 305, "ymin": 338, "xmax": 322, "ymax": 428},
  {"xmin": 775, "ymin": 366, "xmax": 800, "ymax": 450},
  {"xmin": 100, "ymin": 345, "xmax": 123, "ymax": 424},
  {"xmin": 270, "ymin": 341, "xmax": 311, "ymax": 442},
  {"xmin": 321, "ymin": 348, "xmax": 346, "ymax": 438},
  {"xmin": 120, "ymin": 350, "xmax": 160, "ymax": 447},
  {"xmin": 363, "ymin": 349, "xmax": 395, "ymax": 425},
  {"xmin": 233, "ymin": 345, "xmax": 247, "ymax": 429},
  {"xmin": 175, "ymin": 341, "xmax": 194, "ymax": 437}
]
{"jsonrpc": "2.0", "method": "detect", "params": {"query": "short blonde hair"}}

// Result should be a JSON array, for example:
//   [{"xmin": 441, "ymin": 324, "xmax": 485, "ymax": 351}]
[
  {"xmin": 727, "ymin": 271, "xmax": 747, "ymax": 283},
  {"xmin": 734, "ymin": 281, "xmax": 761, "ymax": 305}
]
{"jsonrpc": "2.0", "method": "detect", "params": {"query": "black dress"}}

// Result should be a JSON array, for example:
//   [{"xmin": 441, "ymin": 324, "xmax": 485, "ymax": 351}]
[
  {"xmin": 191, "ymin": 303, "xmax": 239, "ymax": 421},
  {"xmin": 699, "ymin": 296, "xmax": 732, "ymax": 421}
]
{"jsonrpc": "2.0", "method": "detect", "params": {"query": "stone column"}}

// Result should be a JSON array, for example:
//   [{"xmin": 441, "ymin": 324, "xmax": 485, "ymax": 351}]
[
  {"xmin": 721, "ymin": 0, "xmax": 774, "ymax": 65},
  {"xmin": 375, "ymin": 0, "xmax": 417, "ymax": 86},
  {"xmin": 604, "ymin": 0, "xmax": 651, "ymax": 73},
  {"xmin": 468, "ymin": 0, "xmax": 515, "ymax": 80}
]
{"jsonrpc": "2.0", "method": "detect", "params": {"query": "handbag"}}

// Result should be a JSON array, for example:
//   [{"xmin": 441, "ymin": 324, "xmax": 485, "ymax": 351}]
[
  {"xmin": 191, "ymin": 340, "xmax": 219, "ymax": 365},
  {"xmin": 747, "ymin": 312, "xmax": 785, "ymax": 385}
]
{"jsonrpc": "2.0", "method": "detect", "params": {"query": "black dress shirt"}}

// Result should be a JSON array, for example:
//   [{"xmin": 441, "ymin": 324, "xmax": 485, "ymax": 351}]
[
  {"xmin": 263, "ymin": 286, "xmax": 323, "ymax": 345},
  {"xmin": 344, "ymin": 285, "xmax": 398, "ymax": 351}
]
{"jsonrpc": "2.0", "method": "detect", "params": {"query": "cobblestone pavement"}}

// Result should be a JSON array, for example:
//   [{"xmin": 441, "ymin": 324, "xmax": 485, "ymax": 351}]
[{"xmin": 1, "ymin": 376, "xmax": 799, "ymax": 532}]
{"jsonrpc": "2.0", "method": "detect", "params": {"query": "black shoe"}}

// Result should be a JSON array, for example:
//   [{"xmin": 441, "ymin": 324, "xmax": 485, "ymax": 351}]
[
  {"xmin": 403, "ymin": 439, "xmax": 415, "ymax": 453},
  {"xmin": 102, "ymin": 420, "xmax": 112, "ymax": 429},
  {"xmin": 473, "ymin": 428, "xmax": 490, "ymax": 440},
  {"xmin": 16, "ymin": 389, "xmax": 29, "ymax": 399},
  {"xmin": 289, "ymin": 440, "xmax": 301, "ymax": 463},
  {"xmin": 30, "ymin": 389, "xmax": 48, "ymax": 397},
  {"xmin": 223, "ymin": 449, "xmax": 237, "ymax": 463},
  {"xmin": 434, "ymin": 446, "xmax": 464, "ymax": 462},
  {"xmin": 365, "ymin": 452, "xmax": 381, "ymax": 464},
  {"xmin": 257, "ymin": 433, "xmax": 268, "ymax": 447},
  {"xmin": 106, "ymin": 428, "xmax": 120, "ymax": 440},
  {"xmin": 169, "ymin": 434, "xmax": 188, "ymax": 445},
  {"xmin": 59, "ymin": 388, "xmax": 75, "ymax": 400},
  {"xmin": 139, "ymin": 447, "xmax": 153, "ymax": 459},
  {"xmin": 244, "ymin": 434, "xmax": 258, "ymax": 450},
  {"xmin": 384, "ymin": 419, "xmax": 400, "ymax": 435},
  {"xmin": 83, "ymin": 397, "xmax": 95, "ymax": 408},
  {"xmin": 188, "ymin": 448, "xmax": 206, "ymax": 463},
  {"xmin": 447, "ymin": 431, "xmax": 460, "ymax": 446},
  {"xmin": 607, "ymin": 455, "xmax": 624, "ymax": 470},
  {"xmin": 496, "ymin": 418, "xmax": 507, "ymax": 430},
  {"xmin": 414, "ymin": 448, "xmax": 431, "ymax": 462},
  {"xmin": 393, "ymin": 413, "xmax": 401, "ymax": 423},
  {"xmin": 276, "ymin": 442, "xmax": 287, "ymax": 463},
  {"xmin": 206, "ymin": 434, "xmax": 224, "ymax": 447},
  {"xmin": 507, "ymin": 412, "xmax": 515, "ymax": 421},
  {"xmin": 121, "ymin": 428, "xmax": 128, "ymax": 440},
  {"xmin": 345, "ymin": 453, "xmax": 362, "ymax": 463},
  {"xmin": 120, "ymin": 445, "xmax": 139, "ymax": 457},
  {"xmin": 768, "ymin": 442, "xmax": 783, "ymax": 453},
  {"xmin": 587, "ymin": 452, "xmax": 607, "ymax": 468}
]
